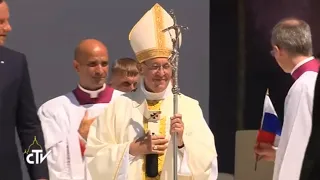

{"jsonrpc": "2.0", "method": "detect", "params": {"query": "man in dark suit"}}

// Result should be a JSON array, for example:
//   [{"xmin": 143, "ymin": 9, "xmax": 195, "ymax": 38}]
[
  {"xmin": 299, "ymin": 70, "xmax": 320, "ymax": 180},
  {"xmin": 0, "ymin": 1, "xmax": 48, "ymax": 179}
]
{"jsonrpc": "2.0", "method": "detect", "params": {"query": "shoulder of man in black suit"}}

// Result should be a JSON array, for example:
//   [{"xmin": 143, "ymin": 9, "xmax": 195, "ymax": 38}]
[
  {"xmin": 0, "ymin": 46, "xmax": 50, "ymax": 179},
  {"xmin": 0, "ymin": 45, "xmax": 24, "ymax": 55},
  {"xmin": 0, "ymin": 46, "xmax": 27, "ymax": 67}
]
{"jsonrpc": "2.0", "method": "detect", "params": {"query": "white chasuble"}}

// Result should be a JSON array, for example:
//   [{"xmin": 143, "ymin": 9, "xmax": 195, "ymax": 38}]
[
  {"xmin": 273, "ymin": 58, "xmax": 320, "ymax": 180},
  {"xmin": 38, "ymin": 85, "xmax": 123, "ymax": 180},
  {"xmin": 85, "ymin": 86, "xmax": 218, "ymax": 180}
]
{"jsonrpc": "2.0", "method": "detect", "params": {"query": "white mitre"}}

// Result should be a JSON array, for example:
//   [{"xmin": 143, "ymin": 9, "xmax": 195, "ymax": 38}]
[{"xmin": 129, "ymin": 3, "xmax": 182, "ymax": 63}]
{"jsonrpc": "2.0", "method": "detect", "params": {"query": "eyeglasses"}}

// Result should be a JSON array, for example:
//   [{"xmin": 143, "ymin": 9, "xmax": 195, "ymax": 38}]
[
  {"xmin": 270, "ymin": 50, "xmax": 275, "ymax": 57},
  {"xmin": 143, "ymin": 63, "xmax": 172, "ymax": 71}
]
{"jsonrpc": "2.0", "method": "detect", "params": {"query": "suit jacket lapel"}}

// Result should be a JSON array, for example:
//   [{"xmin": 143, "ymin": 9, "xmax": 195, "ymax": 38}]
[
  {"xmin": 0, "ymin": 47, "xmax": 5, "ymax": 74},
  {"xmin": 0, "ymin": 47, "xmax": 7, "ymax": 93}
]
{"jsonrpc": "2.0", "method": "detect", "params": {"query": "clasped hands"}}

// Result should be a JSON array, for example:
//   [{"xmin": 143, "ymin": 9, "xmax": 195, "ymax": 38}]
[{"xmin": 129, "ymin": 114, "xmax": 184, "ymax": 156}]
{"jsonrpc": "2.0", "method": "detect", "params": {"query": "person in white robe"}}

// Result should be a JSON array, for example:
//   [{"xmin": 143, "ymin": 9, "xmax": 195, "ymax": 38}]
[
  {"xmin": 38, "ymin": 39, "xmax": 123, "ymax": 180},
  {"xmin": 299, "ymin": 69, "xmax": 320, "ymax": 180},
  {"xmin": 254, "ymin": 18, "xmax": 320, "ymax": 180},
  {"xmin": 85, "ymin": 3, "xmax": 218, "ymax": 180}
]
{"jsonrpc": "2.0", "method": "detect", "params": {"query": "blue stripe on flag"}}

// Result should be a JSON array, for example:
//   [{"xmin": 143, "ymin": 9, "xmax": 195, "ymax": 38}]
[{"xmin": 261, "ymin": 112, "xmax": 282, "ymax": 136}]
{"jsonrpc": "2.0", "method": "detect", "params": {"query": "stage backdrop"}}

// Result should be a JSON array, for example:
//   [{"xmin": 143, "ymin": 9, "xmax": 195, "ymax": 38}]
[{"xmin": 5, "ymin": 0, "xmax": 210, "ymax": 179}]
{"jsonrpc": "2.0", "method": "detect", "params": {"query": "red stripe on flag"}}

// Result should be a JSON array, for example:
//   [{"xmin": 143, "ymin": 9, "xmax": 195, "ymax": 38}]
[{"xmin": 257, "ymin": 130, "xmax": 276, "ymax": 144}]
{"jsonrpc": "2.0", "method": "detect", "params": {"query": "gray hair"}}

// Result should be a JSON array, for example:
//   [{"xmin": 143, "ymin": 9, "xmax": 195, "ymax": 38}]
[{"xmin": 271, "ymin": 17, "xmax": 313, "ymax": 56}]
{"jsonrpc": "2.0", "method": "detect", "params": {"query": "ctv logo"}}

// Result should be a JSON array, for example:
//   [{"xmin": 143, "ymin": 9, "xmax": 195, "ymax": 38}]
[{"xmin": 24, "ymin": 136, "xmax": 51, "ymax": 165}]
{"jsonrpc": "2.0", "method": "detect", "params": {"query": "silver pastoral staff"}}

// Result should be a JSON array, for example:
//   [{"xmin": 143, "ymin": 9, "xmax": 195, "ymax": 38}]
[{"xmin": 162, "ymin": 9, "xmax": 188, "ymax": 180}]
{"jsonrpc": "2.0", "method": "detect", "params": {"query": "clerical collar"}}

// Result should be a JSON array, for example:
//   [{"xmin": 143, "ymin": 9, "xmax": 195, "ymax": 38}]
[
  {"xmin": 73, "ymin": 84, "xmax": 114, "ymax": 105},
  {"xmin": 140, "ymin": 79, "xmax": 173, "ymax": 101},
  {"xmin": 291, "ymin": 56, "xmax": 314, "ymax": 75},
  {"xmin": 291, "ymin": 57, "xmax": 320, "ymax": 80},
  {"xmin": 78, "ymin": 84, "xmax": 106, "ymax": 98}
]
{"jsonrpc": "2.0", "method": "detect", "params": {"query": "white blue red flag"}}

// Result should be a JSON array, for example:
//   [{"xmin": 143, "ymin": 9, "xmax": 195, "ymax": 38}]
[{"xmin": 256, "ymin": 90, "xmax": 282, "ymax": 147}]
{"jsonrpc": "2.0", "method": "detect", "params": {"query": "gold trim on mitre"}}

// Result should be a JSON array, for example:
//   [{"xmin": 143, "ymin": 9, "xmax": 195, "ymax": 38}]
[
  {"xmin": 135, "ymin": 48, "xmax": 172, "ymax": 63},
  {"xmin": 129, "ymin": 3, "xmax": 179, "ymax": 63}
]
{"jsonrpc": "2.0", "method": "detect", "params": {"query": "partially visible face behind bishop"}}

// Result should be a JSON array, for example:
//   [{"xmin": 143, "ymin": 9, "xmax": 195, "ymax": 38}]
[
  {"xmin": 139, "ymin": 57, "xmax": 172, "ymax": 93},
  {"xmin": 111, "ymin": 73, "xmax": 139, "ymax": 92},
  {"xmin": 73, "ymin": 39, "xmax": 109, "ymax": 90}
]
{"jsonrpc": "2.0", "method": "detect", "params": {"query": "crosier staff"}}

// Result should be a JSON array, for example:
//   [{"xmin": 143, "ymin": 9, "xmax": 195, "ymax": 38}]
[{"xmin": 162, "ymin": 9, "xmax": 188, "ymax": 180}]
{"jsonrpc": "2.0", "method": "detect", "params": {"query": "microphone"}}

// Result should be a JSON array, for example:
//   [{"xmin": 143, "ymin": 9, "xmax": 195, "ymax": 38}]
[{"xmin": 146, "ymin": 133, "xmax": 158, "ymax": 177}]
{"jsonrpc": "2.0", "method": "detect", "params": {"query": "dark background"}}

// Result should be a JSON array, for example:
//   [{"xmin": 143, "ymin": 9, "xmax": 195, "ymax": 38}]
[{"xmin": 210, "ymin": 0, "xmax": 320, "ymax": 175}]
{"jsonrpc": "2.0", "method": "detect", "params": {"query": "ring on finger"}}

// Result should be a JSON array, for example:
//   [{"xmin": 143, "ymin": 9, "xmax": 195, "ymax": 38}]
[{"xmin": 153, "ymin": 145, "xmax": 158, "ymax": 150}]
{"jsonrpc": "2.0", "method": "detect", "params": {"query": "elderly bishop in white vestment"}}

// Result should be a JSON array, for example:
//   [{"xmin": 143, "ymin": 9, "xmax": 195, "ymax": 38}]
[
  {"xmin": 85, "ymin": 3, "xmax": 218, "ymax": 180},
  {"xmin": 38, "ymin": 84, "xmax": 122, "ymax": 180}
]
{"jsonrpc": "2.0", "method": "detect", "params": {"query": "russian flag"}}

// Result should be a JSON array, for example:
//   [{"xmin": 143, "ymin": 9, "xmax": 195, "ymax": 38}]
[{"xmin": 256, "ymin": 91, "xmax": 282, "ymax": 147}]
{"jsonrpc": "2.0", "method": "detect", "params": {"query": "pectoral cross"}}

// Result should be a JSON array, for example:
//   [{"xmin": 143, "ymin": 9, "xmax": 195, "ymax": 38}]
[{"xmin": 149, "ymin": 110, "xmax": 161, "ymax": 122}]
